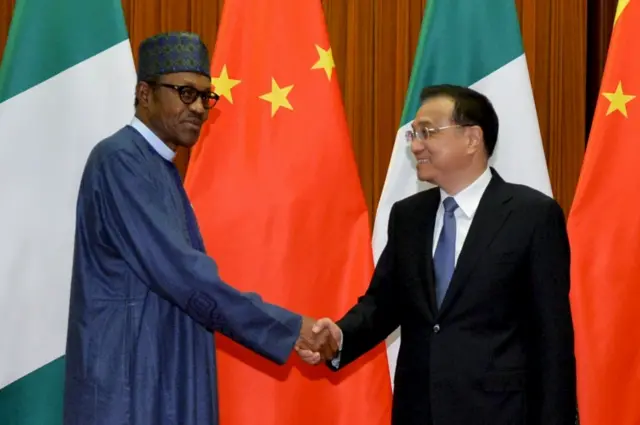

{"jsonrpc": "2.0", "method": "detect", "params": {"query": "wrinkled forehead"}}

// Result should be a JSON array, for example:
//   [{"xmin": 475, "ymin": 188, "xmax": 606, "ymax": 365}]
[{"xmin": 413, "ymin": 96, "xmax": 455, "ymax": 126}]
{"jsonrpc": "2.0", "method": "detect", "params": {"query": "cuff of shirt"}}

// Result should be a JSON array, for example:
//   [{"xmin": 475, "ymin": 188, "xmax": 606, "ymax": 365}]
[{"xmin": 330, "ymin": 330, "xmax": 344, "ymax": 368}]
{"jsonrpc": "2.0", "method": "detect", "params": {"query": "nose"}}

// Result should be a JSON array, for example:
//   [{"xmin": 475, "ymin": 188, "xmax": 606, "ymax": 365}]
[
  {"xmin": 410, "ymin": 139, "xmax": 425, "ymax": 154},
  {"xmin": 189, "ymin": 96, "xmax": 206, "ymax": 115}
]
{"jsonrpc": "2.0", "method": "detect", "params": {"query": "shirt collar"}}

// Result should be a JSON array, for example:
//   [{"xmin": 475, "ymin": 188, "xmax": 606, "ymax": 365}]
[
  {"xmin": 439, "ymin": 167, "xmax": 492, "ymax": 219},
  {"xmin": 130, "ymin": 116, "xmax": 176, "ymax": 162}
]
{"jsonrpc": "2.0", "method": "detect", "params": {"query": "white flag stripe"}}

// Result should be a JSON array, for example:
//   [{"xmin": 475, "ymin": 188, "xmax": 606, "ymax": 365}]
[{"xmin": 0, "ymin": 40, "xmax": 136, "ymax": 388}]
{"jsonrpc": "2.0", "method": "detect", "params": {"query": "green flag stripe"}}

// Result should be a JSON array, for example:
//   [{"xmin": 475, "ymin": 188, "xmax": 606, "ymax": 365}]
[
  {"xmin": 0, "ymin": 0, "xmax": 129, "ymax": 103},
  {"xmin": 0, "ymin": 357, "xmax": 65, "ymax": 425},
  {"xmin": 400, "ymin": 0, "xmax": 524, "ymax": 124}
]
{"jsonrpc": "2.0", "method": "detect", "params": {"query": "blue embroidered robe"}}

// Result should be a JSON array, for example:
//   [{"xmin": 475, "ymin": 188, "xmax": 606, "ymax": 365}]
[{"xmin": 63, "ymin": 121, "xmax": 301, "ymax": 425}]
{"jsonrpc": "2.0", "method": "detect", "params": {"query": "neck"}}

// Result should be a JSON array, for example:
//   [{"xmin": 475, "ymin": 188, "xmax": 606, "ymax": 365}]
[
  {"xmin": 134, "ymin": 112, "xmax": 178, "ymax": 152},
  {"xmin": 439, "ymin": 164, "xmax": 488, "ymax": 196}
]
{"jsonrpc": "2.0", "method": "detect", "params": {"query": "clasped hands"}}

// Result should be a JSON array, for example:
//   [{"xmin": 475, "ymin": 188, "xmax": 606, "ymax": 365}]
[{"xmin": 294, "ymin": 317, "xmax": 342, "ymax": 365}]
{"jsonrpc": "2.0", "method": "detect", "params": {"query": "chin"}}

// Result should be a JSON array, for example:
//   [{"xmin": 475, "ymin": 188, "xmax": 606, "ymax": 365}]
[
  {"xmin": 178, "ymin": 134, "xmax": 200, "ymax": 148},
  {"xmin": 416, "ymin": 163, "xmax": 437, "ymax": 183}
]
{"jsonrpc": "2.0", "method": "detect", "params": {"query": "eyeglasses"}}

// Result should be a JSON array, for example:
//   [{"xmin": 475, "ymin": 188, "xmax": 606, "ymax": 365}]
[
  {"xmin": 149, "ymin": 82, "xmax": 220, "ymax": 109},
  {"xmin": 405, "ymin": 124, "xmax": 465, "ymax": 143}
]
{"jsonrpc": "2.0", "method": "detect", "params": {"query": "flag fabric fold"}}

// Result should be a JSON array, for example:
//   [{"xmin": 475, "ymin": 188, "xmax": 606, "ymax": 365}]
[
  {"xmin": 568, "ymin": 1, "xmax": 640, "ymax": 424},
  {"xmin": 184, "ymin": 0, "xmax": 392, "ymax": 424}
]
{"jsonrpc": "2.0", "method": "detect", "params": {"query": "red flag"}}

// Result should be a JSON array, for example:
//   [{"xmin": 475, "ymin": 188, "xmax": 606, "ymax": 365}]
[
  {"xmin": 568, "ymin": 1, "xmax": 640, "ymax": 424},
  {"xmin": 183, "ymin": 0, "xmax": 393, "ymax": 424}
]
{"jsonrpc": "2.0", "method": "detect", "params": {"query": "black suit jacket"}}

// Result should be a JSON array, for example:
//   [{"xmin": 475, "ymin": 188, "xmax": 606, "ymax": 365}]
[{"xmin": 334, "ymin": 169, "xmax": 576, "ymax": 425}]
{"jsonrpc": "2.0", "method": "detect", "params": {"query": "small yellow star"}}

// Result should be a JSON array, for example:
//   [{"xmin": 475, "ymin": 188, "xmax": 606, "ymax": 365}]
[
  {"xmin": 311, "ymin": 45, "xmax": 335, "ymax": 80},
  {"xmin": 614, "ymin": 0, "xmax": 630, "ymax": 26},
  {"xmin": 259, "ymin": 78, "xmax": 294, "ymax": 117},
  {"xmin": 211, "ymin": 65, "xmax": 241, "ymax": 103},
  {"xmin": 602, "ymin": 81, "xmax": 635, "ymax": 117}
]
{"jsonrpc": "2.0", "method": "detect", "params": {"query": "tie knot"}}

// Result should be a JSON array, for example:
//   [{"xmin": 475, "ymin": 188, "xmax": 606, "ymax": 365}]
[{"xmin": 442, "ymin": 197, "xmax": 458, "ymax": 214}]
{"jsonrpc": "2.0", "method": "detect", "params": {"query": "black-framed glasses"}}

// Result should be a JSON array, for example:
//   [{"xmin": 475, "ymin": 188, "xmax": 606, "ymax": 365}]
[{"xmin": 149, "ymin": 82, "xmax": 220, "ymax": 109}]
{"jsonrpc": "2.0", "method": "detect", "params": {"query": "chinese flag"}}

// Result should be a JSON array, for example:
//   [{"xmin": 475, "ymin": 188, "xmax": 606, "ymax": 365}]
[
  {"xmin": 183, "ymin": 0, "xmax": 392, "ymax": 424},
  {"xmin": 568, "ymin": 1, "xmax": 640, "ymax": 424}
]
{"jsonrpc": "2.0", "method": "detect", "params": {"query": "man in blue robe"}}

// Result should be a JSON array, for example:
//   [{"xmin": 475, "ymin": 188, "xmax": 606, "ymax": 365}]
[{"xmin": 62, "ymin": 32, "xmax": 335, "ymax": 425}]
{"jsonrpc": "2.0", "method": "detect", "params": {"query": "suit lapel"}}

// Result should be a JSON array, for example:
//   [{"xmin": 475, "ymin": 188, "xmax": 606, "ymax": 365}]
[
  {"xmin": 408, "ymin": 190, "xmax": 440, "ymax": 321},
  {"xmin": 436, "ymin": 172, "xmax": 513, "ymax": 318}
]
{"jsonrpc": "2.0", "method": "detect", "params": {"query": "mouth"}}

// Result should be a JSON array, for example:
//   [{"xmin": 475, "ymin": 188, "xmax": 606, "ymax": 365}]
[
  {"xmin": 416, "ymin": 158, "xmax": 430, "ymax": 165},
  {"xmin": 183, "ymin": 121, "xmax": 202, "ymax": 130}
]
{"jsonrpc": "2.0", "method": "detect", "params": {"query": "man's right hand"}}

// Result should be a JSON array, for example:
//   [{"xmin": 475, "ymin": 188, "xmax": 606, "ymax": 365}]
[{"xmin": 296, "ymin": 317, "xmax": 342, "ymax": 365}]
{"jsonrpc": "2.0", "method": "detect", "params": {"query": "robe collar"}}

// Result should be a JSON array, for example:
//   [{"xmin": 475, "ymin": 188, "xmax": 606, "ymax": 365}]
[{"xmin": 130, "ymin": 116, "xmax": 176, "ymax": 162}]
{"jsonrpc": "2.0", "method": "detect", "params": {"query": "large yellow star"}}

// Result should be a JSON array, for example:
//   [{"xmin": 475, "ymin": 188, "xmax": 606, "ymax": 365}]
[
  {"xmin": 602, "ymin": 81, "xmax": 635, "ymax": 117},
  {"xmin": 259, "ymin": 78, "xmax": 294, "ymax": 117},
  {"xmin": 311, "ymin": 45, "xmax": 335, "ymax": 80},
  {"xmin": 614, "ymin": 0, "xmax": 630, "ymax": 26},
  {"xmin": 211, "ymin": 65, "xmax": 241, "ymax": 103}
]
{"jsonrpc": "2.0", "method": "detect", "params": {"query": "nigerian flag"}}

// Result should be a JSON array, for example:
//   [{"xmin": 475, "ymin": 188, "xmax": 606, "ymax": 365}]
[
  {"xmin": 0, "ymin": 0, "xmax": 136, "ymax": 423},
  {"xmin": 374, "ymin": 0, "xmax": 552, "ymax": 384}
]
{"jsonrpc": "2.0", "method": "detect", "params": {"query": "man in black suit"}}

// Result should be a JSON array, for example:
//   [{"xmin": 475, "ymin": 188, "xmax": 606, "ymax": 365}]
[{"xmin": 299, "ymin": 85, "xmax": 576, "ymax": 425}]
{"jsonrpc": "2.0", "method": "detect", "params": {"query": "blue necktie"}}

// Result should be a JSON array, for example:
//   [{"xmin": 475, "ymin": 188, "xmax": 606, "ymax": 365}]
[{"xmin": 434, "ymin": 197, "xmax": 458, "ymax": 308}]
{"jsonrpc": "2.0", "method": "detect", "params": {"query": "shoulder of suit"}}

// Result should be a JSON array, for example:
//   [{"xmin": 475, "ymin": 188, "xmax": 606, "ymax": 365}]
[
  {"xmin": 391, "ymin": 187, "xmax": 440, "ymax": 214},
  {"xmin": 389, "ymin": 179, "xmax": 561, "ymax": 215},
  {"xmin": 500, "ymin": 181, "xmax": 560, "ymax": 211}
]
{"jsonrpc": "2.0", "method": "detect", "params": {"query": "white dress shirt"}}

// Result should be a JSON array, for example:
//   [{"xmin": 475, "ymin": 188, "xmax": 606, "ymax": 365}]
[{"xmin": 433, "ymin": 167, "xmax": 492, "ymax": 265}]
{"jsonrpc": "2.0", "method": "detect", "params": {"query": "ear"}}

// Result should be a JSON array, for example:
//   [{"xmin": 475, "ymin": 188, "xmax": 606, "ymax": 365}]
[
  {"xmin": 466, "ymin": 125, "xmax": 484, "ymax": 154},
  {"xmin": 135, "ymin": 81, "xmax": 153, "ymax": 109}
]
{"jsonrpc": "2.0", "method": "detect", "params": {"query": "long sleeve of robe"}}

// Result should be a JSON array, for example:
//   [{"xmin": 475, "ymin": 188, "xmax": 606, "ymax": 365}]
[{"xmin": 63, "ymin": 125, "xmax": 302, "ymax": 425}]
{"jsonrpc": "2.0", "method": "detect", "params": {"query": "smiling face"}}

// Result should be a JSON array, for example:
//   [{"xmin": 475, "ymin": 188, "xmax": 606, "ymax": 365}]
[
  {"xmin": 135, "ymin": 71, "xmax": 214, "ymax": 150},
  {"xmin": 410, "ymin": 95, "xmax": 477, "ymax": 186}
]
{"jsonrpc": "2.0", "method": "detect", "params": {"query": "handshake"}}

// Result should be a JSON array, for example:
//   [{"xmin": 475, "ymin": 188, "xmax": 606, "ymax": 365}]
[{"xmin": 294, "ymin": 317, "xmax": 342, "ymax": 366}]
